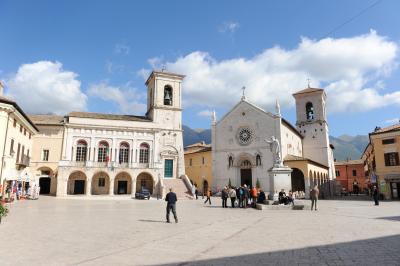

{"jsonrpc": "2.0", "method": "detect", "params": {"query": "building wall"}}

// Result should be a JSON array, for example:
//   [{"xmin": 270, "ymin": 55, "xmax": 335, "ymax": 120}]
[
  {"xmin": 184, "ymin": 150, "xmax": 212, "ymax": 193},
  {"xmin": 280, "ymin": 123, "xmax": 303, "ymax": 158},
  {"xmin": 335, "ymin": 163, "xmax": 366, "ymax": 193},
  {"xmin": 371, "ymin": 131, "xmax": 400, "ymax": 199},
  {"xmin": 0, "ymin": 103, "xmax": 36, "ymax": 194},
  {"xmin": 30, "ymin": 124, "xmax": 64, "ymax": 195}
]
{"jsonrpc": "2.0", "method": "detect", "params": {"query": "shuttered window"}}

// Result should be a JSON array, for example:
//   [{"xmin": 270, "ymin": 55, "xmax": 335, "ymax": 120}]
[{"xmin": 384, "ymin": 152, "xmax": 399, "ymax": 166}]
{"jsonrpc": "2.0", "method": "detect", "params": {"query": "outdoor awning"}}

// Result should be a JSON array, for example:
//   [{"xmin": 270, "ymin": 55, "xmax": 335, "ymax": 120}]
[
  {"xmin": 384, "ymin": 174, "xmax": 400, "ymax": 181},
  {"xmin": 3, "ymin": 168, "xmax": 19, "ymax": 181}
]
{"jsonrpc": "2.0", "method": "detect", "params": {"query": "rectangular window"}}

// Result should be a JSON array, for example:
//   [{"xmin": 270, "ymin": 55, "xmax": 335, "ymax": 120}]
[
  {"xmin": 29, "ymin": 133, "xmax": 31, "ymax": 139},
  {"xmin": 384, "ymin": 152, "xmax": 400, "ymax": 166},
  {"xmin": 352, "ymin": 169, "xmax": 357, "ymax": 176},
  {"xmin": 21, "ymin": 145, "xmax": 25, "ymax": 159},
  {"xmin": 16, "ymin": 143, "xmax": 20, "ymax": 162},
  {"xmin": 202, "ymin": 157, "xmax": 205, "ymax": 165},
  {"xmin": 382, "ymin": 138, "xmax": 395, "ymax": 145},
  {"xmin": 42, "ymin": 150, "xmax": 49, "ymax": 161},
  {"xmin": 13, "ymin": 119, "xmax": 17, "ymax": 127},
  {"xmin": 189, "ymin": 158, "xmax": 192, "ymax": 166},
  {"xmin": 76, "ymin": 146, "xmax": 87, "ymax": 162},
  {"xmin": 10, "ymin": 139, "xmax": 14, "ymax": 156},
  {"xmin": 164, "ymin": 159, "xmax": 173, "ymax": 178},
  {"xmin": 335, "ymin": 170, "xmax": 340, "ymax": 177},
  {"xmin": 20, "ymin": 125, "xmax": 23, "ymax": 133},
  {"xmin": 98, "ymin": 178, "xmax": 105, "ymax": 187},
  {"xmin": 24, "ymin": 128, "xmax": 27, "ymax": 136},
  {"xmin": 27, "ymin": 149, "xmax": 29, "ymax": 158}
]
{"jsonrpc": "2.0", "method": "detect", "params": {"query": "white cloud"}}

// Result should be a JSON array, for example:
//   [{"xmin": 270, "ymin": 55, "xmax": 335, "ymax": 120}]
[
  {"xmin": 219, "ymin": 21, "xmax": 240, "ymax": 34},
  {"xmin": 5, "ymin": 61, "xmax": 87, "ymax": 114},
  {"xmin": 197, "ymin": 109, "xmax": 213, "ymax": 118},
  {"xmin": 114, "ymin": 43, "xmax": 130, "ymax": 55},
  {"xmin": 88, "ymin": 81, "xmax": 146, "ymax": 114},
  {"xmin": 136, "ymin": 68, "xmax": 151, "ymax": 80},
  {"xmin": 158, "ymin": 30, "xmax": 398, "ymax": 113},
  {"xmin": 385, "ymin": 118, "xmax": 400, "ymax": 124}
]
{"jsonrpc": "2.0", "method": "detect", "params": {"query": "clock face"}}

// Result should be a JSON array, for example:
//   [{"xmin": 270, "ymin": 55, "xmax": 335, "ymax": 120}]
[{"xmin": 237, "ymin": 127, "xmax": 253, "ymax": 145}]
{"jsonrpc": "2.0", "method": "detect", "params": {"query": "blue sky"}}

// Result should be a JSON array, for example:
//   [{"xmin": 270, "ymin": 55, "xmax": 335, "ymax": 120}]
[{"xmin": 1, "ymin": 0, "xmax": 400, "ymax": 137}]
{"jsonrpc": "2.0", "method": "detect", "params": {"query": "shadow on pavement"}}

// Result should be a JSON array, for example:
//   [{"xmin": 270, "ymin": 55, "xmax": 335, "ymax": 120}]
[
  {"xmin": 376, "ymin": 216, "xmax": 400, "ymax": 222},
  {"xmin": 138, "ymin": 219, "xmax": 166, "ymax": 223},
  {"xmin": 157, "ymin": 235, "xmax": 400, "ymax": 266}
]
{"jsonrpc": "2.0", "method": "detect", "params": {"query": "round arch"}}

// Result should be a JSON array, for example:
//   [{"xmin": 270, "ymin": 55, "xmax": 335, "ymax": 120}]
[
  {"xmin": 136, "ymin": 172, "xmax": 154, "ymax": 194},
  {"xmin": 291, "ymin": 168, "xmax": 305, "ymax": 193},
  {"xmin": 114, "ymin": 172, "xmax": 132, "ymax": 195},
  {"xmin": 67, "ymin": 171, "xmax": 87, "ymax": 195},
  {"xmin": 91, "ymin": 171, "xmax": 110, "ymax": 195},
  {"xmin": 37, "ymin": 166, "xmax": 56, "ymax": 195}
]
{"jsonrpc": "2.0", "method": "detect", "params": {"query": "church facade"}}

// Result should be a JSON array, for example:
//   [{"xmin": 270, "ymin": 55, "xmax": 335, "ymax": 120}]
[
  {"xmin": 51, "ymin": 71, "xmax": 188, "ymax": 197},
  {"xmin": 212, "ymin": 87, "xmax": 335, "ymax": 198}
]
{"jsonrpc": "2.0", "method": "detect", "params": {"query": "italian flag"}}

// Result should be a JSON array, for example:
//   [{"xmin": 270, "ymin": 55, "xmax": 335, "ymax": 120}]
[{"xmin": 106, "ymin": 147, "xmax": 110, "ymax": 162}]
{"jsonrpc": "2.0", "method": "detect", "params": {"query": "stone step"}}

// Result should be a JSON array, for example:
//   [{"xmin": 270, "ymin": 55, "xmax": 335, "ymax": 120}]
[{"xmin": 163, "ymin": 179, "xmax": 194, "ymax": 200}]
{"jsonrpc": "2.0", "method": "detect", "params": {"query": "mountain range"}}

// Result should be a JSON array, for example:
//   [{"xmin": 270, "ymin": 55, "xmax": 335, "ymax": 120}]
[{"xmin": 182, "ymin": 125, "xmax": 369, "ymax": 161}]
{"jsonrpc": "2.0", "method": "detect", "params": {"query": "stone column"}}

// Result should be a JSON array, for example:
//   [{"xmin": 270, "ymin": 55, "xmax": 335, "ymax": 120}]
[
  {"xmin": 86, "ymin": 178, "xmax": 92, "ymax": 196},
  {"xmin": 109, "ymin": 177, "xmax": 114, "ymax": 195}
]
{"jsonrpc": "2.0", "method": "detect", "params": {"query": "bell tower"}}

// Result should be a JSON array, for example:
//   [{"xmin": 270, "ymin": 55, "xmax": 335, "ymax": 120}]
[
  {"xmin": 293, "ymin": 87, "xmax": 335, "ymax": 180},
  {"xmin": 145, "ymin": 70, "xmax": 185, "ymax": 129}
]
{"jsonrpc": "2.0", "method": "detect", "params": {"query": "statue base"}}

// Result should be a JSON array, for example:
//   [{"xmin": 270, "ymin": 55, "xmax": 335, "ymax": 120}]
[{"xmin": 268, "ymin": 166, "xmax": 293, "ymax": 195}]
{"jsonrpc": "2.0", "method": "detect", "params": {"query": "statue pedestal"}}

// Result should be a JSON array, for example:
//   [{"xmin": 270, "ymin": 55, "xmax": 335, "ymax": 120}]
[{"xmin": 268, "ymin": 166, "xmax": 292, "ymax": 195}]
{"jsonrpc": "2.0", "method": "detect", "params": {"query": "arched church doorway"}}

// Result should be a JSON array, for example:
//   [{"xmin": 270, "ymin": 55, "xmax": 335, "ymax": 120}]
[
  {"xmin": 203, "ymin": 180, "xmax": 208, "ymax": 194},
  {"xmin": 240, "ymin": 160, "xmax": 252, "ymax": 187},
  {"xmin": 291, "ymin": 168, "xmax": 305, "ymax": 192}
]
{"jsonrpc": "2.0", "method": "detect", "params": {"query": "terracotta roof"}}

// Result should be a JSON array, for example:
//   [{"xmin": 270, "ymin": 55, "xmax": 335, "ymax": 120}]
[
  {"xmin": 29, "ymin": 115, "xmax": 64, "ymax": 125},
  {"xmin": 184, "ymin": 142, "xmax": 212, "ymax": 154},
  {"xmin": 0, "ymin": 96, "xmax": 39, "ymax": 132},
  {"xmin": 370, "ymin": 124, "xmax": 400, "ymax": 135},
  {"xmin": 292, "ymin": 87, "xmax": 324, "ymax": 96},
  {"xmin": 335, "ymin": 159, "xmax": 364, "ymax": 166},
  {"xmin": 284, "ymin": 154, "xmax": 329, "ymax": 169},
  {"xmin": 67, "ymin": 112, "xmax": 151, "ymax": 122}
]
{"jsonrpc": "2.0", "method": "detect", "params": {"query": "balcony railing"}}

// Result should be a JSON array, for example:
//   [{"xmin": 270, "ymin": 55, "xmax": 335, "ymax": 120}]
[
  {"xmin": 16, "ymin": 155, "xmax": 30, "ymax": 169},
  {"xmin": 59, "ymin": 161, "xmax": 152, "ymax": 169}
]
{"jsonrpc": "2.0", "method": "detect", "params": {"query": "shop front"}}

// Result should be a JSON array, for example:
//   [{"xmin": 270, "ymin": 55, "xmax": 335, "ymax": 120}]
[{"xmin": 384, "ymin": 174, "xmax": 400, "ymax": 200}]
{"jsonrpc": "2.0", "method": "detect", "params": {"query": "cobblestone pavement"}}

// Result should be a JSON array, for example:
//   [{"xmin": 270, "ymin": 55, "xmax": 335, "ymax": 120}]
[{"xmin": 1, "ymin": 196, "xmax": 400, "ymax": 266}]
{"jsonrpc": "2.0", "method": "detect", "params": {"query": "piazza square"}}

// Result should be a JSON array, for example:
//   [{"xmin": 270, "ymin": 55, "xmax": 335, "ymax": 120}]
[
  {"xmin": 1, "ymin": 1, "xmax": 400, "ymax": 266},
  {"xmin": 1, "ymin": 197, "xmax": 400, "ymax": 266}
]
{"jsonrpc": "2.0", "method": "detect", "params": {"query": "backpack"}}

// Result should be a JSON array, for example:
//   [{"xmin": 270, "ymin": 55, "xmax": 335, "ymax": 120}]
[{"xmin": 239, "ymin": 189, "xmax": 243, "ymax": 196}]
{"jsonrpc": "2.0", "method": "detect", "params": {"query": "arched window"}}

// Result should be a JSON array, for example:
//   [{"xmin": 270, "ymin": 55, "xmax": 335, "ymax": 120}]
[
  {"xmin": 228, "ymin": 156, "xmax": 233, "ymax": 167},
  {"xmin": 306, "ymin": 102, "xmax": 314, "ymax": 121},
  {"xmin": 119, "ymin": 142, "xmax": 129, "ymax": 164},
  {"xmin": 98, "ymin": 141, "xmax": 109, "ymax": 162},
  {"xmin": 256, "ymin": 154, "xmax": 262, "ymax": 166},
  {"xmin": 164, "ymin": 85, "xmax": 173, "ymax": 106},
  {"xmin": 76, "ymin": 140, "xmax": 87, "ymax": 162},
  {"xmin": 139, "ymin": 143, "xmax": 149, "ymax": 163}
]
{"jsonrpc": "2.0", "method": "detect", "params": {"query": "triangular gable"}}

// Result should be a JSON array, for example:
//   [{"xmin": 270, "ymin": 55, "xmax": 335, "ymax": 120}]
[{"xmin": 216, "ymin": 99, "xmax": 277, "ymax": 126}]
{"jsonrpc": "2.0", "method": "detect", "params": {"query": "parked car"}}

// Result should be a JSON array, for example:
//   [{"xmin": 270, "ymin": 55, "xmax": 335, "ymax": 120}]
[{"xmin": 135, "ymin": 188, "xmax": 151, "ymax": 200}]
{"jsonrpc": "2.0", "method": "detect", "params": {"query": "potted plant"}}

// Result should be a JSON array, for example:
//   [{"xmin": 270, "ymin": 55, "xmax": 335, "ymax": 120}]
[{"xmin": 0, "ymin": 203, "xmax": 9, "ymax": 224}]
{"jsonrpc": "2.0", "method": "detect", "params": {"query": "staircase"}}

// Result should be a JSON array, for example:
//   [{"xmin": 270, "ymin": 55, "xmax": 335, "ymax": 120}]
[{"xmin": 163, "ymin": 178, "xmax": 194, "ymax": 199}]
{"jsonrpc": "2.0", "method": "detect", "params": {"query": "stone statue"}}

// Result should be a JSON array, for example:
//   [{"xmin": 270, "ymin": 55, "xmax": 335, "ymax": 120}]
[{"xmin": 265, "ymin": 136, "xmax": 283, "ymax": 167}]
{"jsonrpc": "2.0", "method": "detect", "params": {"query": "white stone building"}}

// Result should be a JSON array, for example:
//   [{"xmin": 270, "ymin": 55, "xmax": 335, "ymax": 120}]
[
  {"xmin": 212, "ymin": 87, "xmax": 335, "ymax": 198},
  {"xmin": 0, "ymin": 83, "xmax": 39, "ymax": 197},
  {"xmin": 56, "ymin": 71, "xmax": 189, "ymax": 197}
]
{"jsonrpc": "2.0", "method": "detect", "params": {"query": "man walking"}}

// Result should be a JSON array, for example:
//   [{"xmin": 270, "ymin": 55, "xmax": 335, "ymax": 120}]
[
  {"xmin": 165, "ymin": 188, "xmax": 178, "ymax": 223},
  {"xmin": 310, "ymin": 185, "xmax": 319, "ymax": 211},
  {"xmin": 373, "ymin": 185, "xmax": 379, "ymax": 206}
]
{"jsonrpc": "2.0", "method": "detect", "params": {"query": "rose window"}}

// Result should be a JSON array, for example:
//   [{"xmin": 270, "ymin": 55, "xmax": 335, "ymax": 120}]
[{"xmin": 237, "ymin": 127, "xmax": 253, "ymax": 145}]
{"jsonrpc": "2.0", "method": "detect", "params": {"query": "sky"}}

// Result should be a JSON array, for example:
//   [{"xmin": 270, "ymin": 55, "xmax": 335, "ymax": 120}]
[{"xmin": 1, "ymin": 0, "xmax": 400, "ymax": 137}]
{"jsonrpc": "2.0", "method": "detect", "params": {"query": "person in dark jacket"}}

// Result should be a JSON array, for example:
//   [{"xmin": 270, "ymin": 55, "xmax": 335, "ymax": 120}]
[
  {"xmin": 165, "ymin": 188, "xmax": 178, "ymax": 223},
  {"xmin": 221, "ymin": 186, "xmax": 229, "ymax": 208},
  {"xmin": 237, "ymin": 186, "xmax": 243, "ymax": 208},
  {"xmin": 373, "ymin": 186, "xmax": 379, "ymax": 206},
  {"xmin": 257, "ymin": 189, "xmax": 266, "ymax": 204}
]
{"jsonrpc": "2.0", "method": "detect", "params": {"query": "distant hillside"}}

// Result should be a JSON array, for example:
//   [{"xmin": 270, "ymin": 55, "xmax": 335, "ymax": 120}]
[
  {"xmin": 182, "ymin": 125, "xmax": 369, "ymax": 161},
  {"xmin": 182, "ymin": 125, "xmax": 211, "ymax": 146},
  {"xmin": 330, "ymin": 135, "xmax": 369, "ymax": 161}
]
